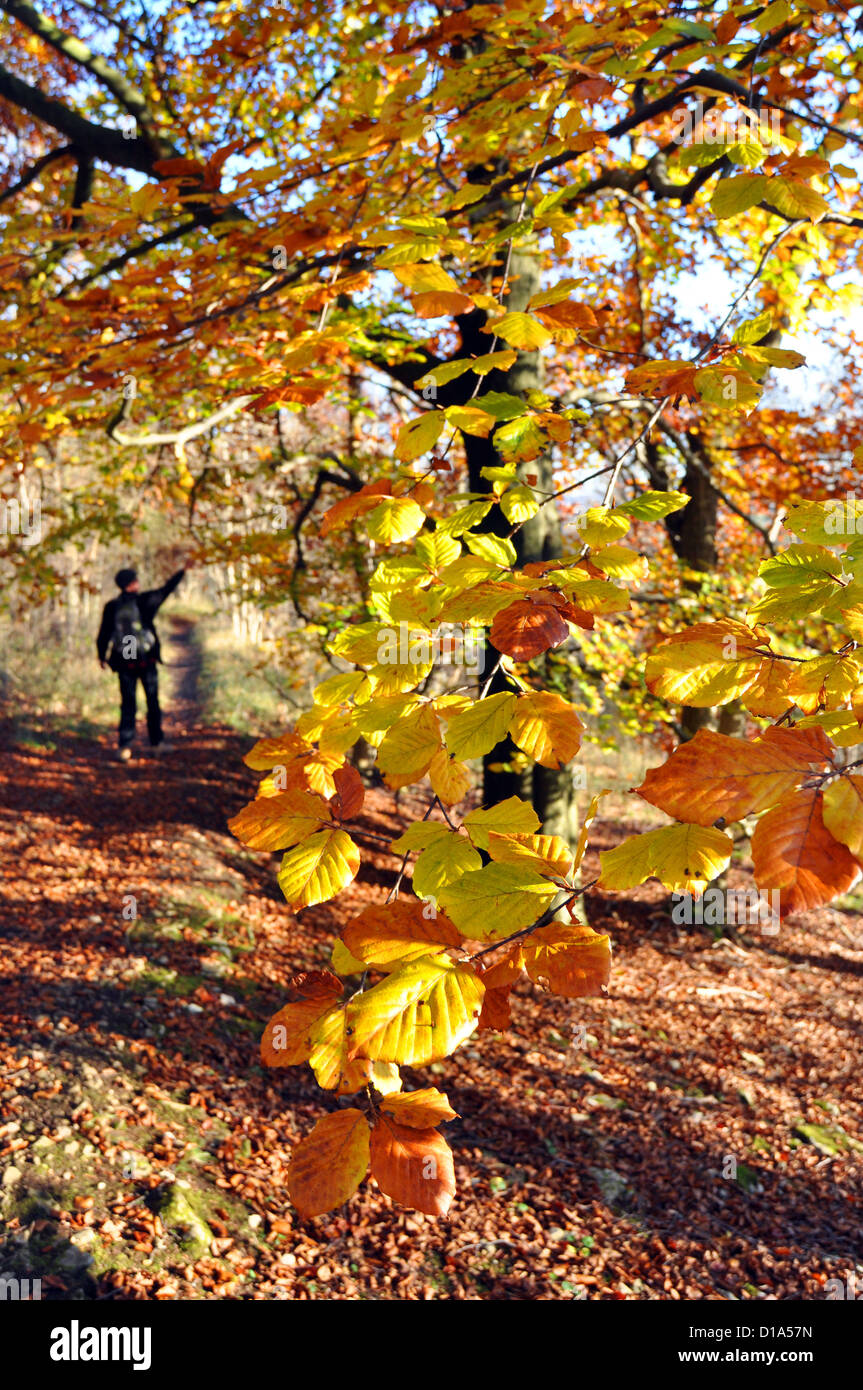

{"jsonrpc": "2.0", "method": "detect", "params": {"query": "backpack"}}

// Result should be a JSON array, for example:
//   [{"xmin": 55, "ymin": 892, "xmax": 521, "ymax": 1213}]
[{"xmin": 112, "ymin": 595, "xmax": 156, "ymax": 665}]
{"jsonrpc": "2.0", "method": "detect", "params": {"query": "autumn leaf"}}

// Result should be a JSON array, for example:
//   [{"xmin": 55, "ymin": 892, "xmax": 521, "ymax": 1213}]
[
  {"xmin": 484, "ymin": 311, "xmax": 551, "ymax": 350},
  {"xmin": 751, "ymin": 789, "xmax": 861, "ymax": 917},
  {"xmin": 277, "ymin": 828, "xmax": 360, "ymax": 907},
  {"xmin": 370, "ymin": 1115, "xmax": 455, "ymax": 1216},
  {"xmin": 288, "ymin": 1110, "xmax": 370, "ymax": 1217},
  {"xmin": 645, "ymin": 620, "xmax": 769, "ymax": 706},
  {"xmin": 381, "ymin": 1088, "xmax": 458, "ymax": 1128},
  {"xmin": 636, "ymin": 726, "xmax": 835, "ymax": 827},
  {"xmin": 463, "ymin": 796, "xmax": 540, "ymax": 850},
  {"xmin": 598, "ymin": 824, "xmax": 734, "ymax": 894},
  {"xmin": 489, "ymin": 598, "xmax": 569, "ymax": 660},
  {"xmin": 329, "ymin": 765, "xmax": 365, "ymax": 821},
  {"xmin": 345, "ymin": 954, "xmax": 485, "ymax": 1064},
  {"xmin": 438, "ymin": 861, "xmax": 559, "ymax": 939},
  {"xmin": 395, "ymin": 413, "xmax": 445, "ymax": 462},
  {"xmin": 509, "ymin": 690, "xmax": 583, "ymax": 769},
  {"xmin": 486, "ymin": 831, "xmax": 574, "ymax": 880},
  {"xmin": 261, "ymin": 971, "xmax": 343, "ymax": 1067},
  {"xmin": 342, "ymin": 897, "xmax": 462, "ymax": 971},
  {"xmin": 822, "ymin": 776, "xmax": 863, "ymax": 859},
  {"xmin": 243, "ymin": 731, "xmax": 309, "ymax": 770},
  {"xmin": 228, "ymin": 787, "xmax": 328, "ymax": 851},
  {"xmin": 521, "ymin": 923, "xmax": 611, "ymax": 998},
  {"xmin": 443, "ymin": 691, "xmax": 518, "ymax": 761}
]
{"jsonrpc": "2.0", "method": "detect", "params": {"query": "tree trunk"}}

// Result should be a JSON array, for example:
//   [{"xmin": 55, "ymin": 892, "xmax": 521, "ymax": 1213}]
[{"xmin": 454, "ymin": 229, "xmax": 578, "ymax": 843}]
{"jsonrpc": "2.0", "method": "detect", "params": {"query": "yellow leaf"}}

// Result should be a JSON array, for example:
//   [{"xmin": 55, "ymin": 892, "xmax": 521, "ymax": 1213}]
[
  {"xmin": 486, "ymin": 831, "xmax": 574, "ymax": 880},
  {"xmin": 598, "ymin": 824, "xmax": 733, "ymax": 894},
  {"xmin": 485, "ymin": 311, "xmax": 551, "ymax": 349},
  {"xmin": 644, "ymin": 620, "xmax": 767, "ymax": 707},
  {"xmin": 822, "ymin": 776, "xmax": 863, "ymax": 859},
  {"xmin": 395, "ymin": 412, "xmax": 445, "ymax": 462},
  {"xmin": 367, "ymin": 496, "xmax": 426, "ymax": 544},
  {"xmin": 439, "ymin": 862, "xmax": 558, "ymax": 939},
  {"xmin": 331, "ymin": 939, "xmax": 367, "ymax": 975},
  {"xmin": 412, "ymin": 830, "xmax": 482, "ymax": 898},
  {"xmin": 346, "ymin": 955, "xmax": 485, "ymax": 1064},
  {"xmin": 590, "ymin": 544, "xmax": 649, "ymax": 582},
  {"xmin": 444, "ymin": 691, "xmax": 518, "ymax": 761},
  {"xmin": 576, "ymin": 506, "xmax": 631, "ymax": 547},
  {"xmin": 376, "ymin": 704, "xmax": 442, "ymax": 779},
  {"xmin": 463, "ymin": 795, "xmax": 539, "ymax": 850},
  {"xmin": 509, "ymin": 691, "xmax": 583, "ymax": 769},
  {"xmin": 277, "ymin": 828, "xmax": 360, "ymax": 907},
  {"xmin": 428, "ymin": 748, "xmax": 472, "ymax": 805}
]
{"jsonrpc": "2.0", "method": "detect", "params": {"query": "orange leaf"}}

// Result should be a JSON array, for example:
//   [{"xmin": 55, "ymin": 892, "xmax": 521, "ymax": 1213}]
[
  {"xmin": 381, "ymin": 1088, "xmax": 458, "ymax": 1128},
  {"xmin": 476, "ymin": 983, "xmax": 513, "ymax": 1031},
  {"xmin": 521, "ymin": 923, "xmax": 611, "ymax": 998},
  {"xmin": 319, "ymin": 480, "xmax": 391, "ymax": 538},
  {"xmin": 751, "ymin": 789, "xmax": 861, "ymax": 918},
  {"xmin": 329, "ymin": 765, "xmax": 365, "ymax": 820},
  {"xmin": 369, "ymin": 1115, "xmax": 455, "ymax": 1215},
  {"xmin": 636, "ymin": 726, "xmax": 834, "ymax": 828},
  {"xmin": 243, "ymin": 731, "xmax": 309, "ymax": 770},
  {"xmin": 343, "ymin": 897, "xmax": 462, "ymax": 971},
  {"xmin": 260, "ymin": 971, "xmax": 343, "ymax": 1067},
  {"xmin": 228, "ymin": 786, "xmax": 328, "ymax": 850},
  {"xmin": 411, "ymin": 290, "xmax": 475, "ymax": 317},
  {"xmin": 288, "ymin": 1109, "xmax": 370, "ymax": 1217},
  {"xmin": 489, "ymin": 598, "xmax": 569, "ymax": 660}
]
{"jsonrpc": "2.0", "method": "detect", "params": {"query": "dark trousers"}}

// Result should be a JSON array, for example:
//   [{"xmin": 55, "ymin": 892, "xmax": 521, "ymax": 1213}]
[{"xmin": 117, "ymin": 663, "xmax": 162, "ymax": 747}]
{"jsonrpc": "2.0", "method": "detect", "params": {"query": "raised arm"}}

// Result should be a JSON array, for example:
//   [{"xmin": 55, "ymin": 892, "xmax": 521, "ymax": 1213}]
[{"xmin": 140, "ymin": 567, "xmax": 185, "ymax": 617}]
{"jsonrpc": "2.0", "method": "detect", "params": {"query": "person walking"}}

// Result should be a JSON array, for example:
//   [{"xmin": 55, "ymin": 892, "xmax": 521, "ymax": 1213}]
[{"xmin": 97, "ymin": 562, "xmax": 190, "ymax": 761}]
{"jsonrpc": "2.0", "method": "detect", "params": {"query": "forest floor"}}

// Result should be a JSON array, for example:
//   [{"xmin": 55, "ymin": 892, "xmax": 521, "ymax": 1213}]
[{"xmin": 1, "ymin": 618, "xmax": 861, "ymax": 1301}]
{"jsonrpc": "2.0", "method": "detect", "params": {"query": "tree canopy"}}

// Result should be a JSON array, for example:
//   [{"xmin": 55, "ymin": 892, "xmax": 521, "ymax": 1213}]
[{"xmin": 3, "ymin": 0, "xmax": 863, "ymax": 1217}]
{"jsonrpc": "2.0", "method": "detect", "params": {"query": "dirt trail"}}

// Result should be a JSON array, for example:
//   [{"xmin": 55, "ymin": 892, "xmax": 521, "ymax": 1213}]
[{"xmin": 0, "ymin": 636, "xmax": 862, "ymax": 1299}]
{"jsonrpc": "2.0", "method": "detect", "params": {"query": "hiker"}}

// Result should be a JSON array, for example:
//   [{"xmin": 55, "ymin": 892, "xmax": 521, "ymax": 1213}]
[{"xmin": 97, "ymin": 563, "xmax": 190, "ymax": 761}]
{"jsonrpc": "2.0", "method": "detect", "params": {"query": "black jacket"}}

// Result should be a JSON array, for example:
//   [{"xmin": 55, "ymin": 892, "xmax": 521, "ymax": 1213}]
[{"xmin": 97, "ymin": 570, "xmax": 185, "ymax": 671}]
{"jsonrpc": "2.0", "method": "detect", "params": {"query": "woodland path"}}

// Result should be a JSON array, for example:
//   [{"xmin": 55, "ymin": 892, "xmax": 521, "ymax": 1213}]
[{"xmin": 0, "ymin": 621, "xmax": 861, "ymax": 1299}]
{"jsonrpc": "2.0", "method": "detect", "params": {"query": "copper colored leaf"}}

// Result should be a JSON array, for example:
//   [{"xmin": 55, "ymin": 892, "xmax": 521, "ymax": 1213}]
[
  {"xmin": 329, "ymin": 765, "xmax": 365, "ymax": 820},
  {"xmin": 342, "ymin": 897, "xmax": 462, "ymax": 971},
  {"xmin": 751, "ymin": 789, "xmax": 861, "ymax": 917},
  {"xmin": 260, "ymin": 971, "xmax": 343, "ymax": 1067},
  {"xmin": 228, "ymin": 787, "xmax": 328, "ymax": 851},
  {"xmin": 288, "ymin": 1109, "xmax": 370, "ymax": 1217},
  {"xmin": 521, "ymin": 924, "xmax": 611, "ymax": 998},
  {"xmin": 490, "ymin": 598, "xmax": 569, "ymax": 660},
  {"xmin": 381, "ymin": 1088, "xmax": 458, "ymax": 1128},
  {"xmin": 636, "ymin": 726, "xmax": 834, "ymax": 828},
  {"xmin": 369, "ymin": 1115, "xmax": 455, "ymax": 1216}
]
